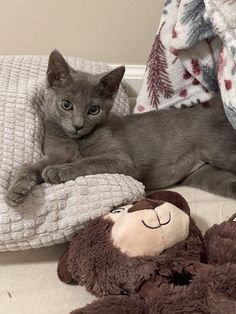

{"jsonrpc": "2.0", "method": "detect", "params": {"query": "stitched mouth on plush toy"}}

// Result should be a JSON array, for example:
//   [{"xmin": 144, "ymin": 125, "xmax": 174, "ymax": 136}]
[{"xmin": 142, "ymin": 212, "xmax": 171, "ymax": 229}]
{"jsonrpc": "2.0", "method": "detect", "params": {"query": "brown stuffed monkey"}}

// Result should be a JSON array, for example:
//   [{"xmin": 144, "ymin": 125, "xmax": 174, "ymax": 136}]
[{"xmin": 58, "ymin": 191, "xmax": 236, "ymax": 314}]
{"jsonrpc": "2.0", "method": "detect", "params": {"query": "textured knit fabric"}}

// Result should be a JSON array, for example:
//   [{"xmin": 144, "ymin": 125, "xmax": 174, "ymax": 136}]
[
  {"xmin": 135, "ymin": 0, "xmax": 236, "ymax": 128},
  {"xmin": 0, "ymin": 55, "xmax": 145, "ymax": 252}
]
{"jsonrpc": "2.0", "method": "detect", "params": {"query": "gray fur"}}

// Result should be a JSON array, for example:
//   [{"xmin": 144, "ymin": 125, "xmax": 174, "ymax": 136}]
[{"xmin": 6, "ymin": 50, "xmax": 236, "ymax": 206}]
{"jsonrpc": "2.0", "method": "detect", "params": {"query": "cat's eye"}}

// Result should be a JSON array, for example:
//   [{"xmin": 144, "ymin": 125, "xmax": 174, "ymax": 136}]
[
  {"xmin": 88, "ymin": 105, "xmax": 100, "ymax": 115},
  {"xmin": 110, "ymin": 207, "xmax": 125, "ymax": 214},
  {"xmin": 61, "ymin": 100, "xmax": 73, "ymax": 111}
]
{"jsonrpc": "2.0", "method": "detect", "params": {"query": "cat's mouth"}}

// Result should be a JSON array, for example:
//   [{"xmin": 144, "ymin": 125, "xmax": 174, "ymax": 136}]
[
  {"xmin": 66, "ymin": 131, "xmax": 80, "ymax": 139},
  {"xmin": 65, "ymin": 128, "xmax": 91, "ymax": 139}
]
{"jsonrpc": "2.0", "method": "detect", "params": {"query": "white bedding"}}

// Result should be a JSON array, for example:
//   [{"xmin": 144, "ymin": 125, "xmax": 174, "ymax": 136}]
[{"xmin": 0, "ymin": 55, "xmax": 145, "ymax": 252}]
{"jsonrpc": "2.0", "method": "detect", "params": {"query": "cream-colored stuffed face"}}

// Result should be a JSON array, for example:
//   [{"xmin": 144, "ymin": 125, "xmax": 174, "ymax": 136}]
[{"xmin": 105, "ymin": 201, "xmax": 190, "ymax": 257}]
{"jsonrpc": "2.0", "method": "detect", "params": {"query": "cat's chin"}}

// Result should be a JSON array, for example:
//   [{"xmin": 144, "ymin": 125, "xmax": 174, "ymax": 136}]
[{"xmin": 65, "ymin": 129, "xmax": 91, "ymax": 139}]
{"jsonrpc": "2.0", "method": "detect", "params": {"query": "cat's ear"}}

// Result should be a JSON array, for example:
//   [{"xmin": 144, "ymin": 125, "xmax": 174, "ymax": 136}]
[
  {"xmin": 46, "ymin": 50, "xmax": 71, "ymax": 88},
  {"xmin": 96, "ymin": 66, "xmax": 125, "ymax": 98}
]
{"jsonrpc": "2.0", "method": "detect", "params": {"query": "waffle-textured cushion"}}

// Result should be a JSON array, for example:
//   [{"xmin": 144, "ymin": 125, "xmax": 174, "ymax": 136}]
[{"xmin": 0, "ymin": 55, "xmax": 144, "ymax": 252}]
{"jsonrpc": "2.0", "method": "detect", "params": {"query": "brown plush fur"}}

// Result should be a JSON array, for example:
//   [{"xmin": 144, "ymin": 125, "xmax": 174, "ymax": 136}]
[
  {"xmin": 61, "ymin": 215, "xmax": 204, "ymax": 298},
  {"xmin": 71, "ymin": 296, "xmax": 147, "ymax": 314},
  {"xmin": 205, "ymin": 213, "xmax": 236, "ymax": 265},
  {"xmin": 57, "ymin": 192, "xmax": 236, "ymax": 314},
  {"xmin": 139, "ymin": 262, "xmax": 236, "ymax": 314}
]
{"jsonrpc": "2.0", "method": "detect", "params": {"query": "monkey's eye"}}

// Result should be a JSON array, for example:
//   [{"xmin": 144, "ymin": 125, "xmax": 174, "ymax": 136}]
[
  {"xmin": 61, "ymin": 100, "xmax": 73, "ymax": 111},
  {"xmin": 88, "ymin": 105, "xmax": 100, "ymax": 115},
  {"xmin": 110, "ymin": 207, "xmax": 125, "ymax": 214}
]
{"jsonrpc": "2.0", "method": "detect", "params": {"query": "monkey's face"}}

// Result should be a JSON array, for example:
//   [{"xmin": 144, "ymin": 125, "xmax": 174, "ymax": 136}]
[{"xmin": 105, "ymin": 199, "xmax": 190, "ymax": 257}]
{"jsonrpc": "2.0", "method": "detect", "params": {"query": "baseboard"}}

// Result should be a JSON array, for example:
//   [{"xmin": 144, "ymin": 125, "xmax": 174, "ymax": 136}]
[{"xmin": 110, "ymin": 64, "xmax": 145, "ymax": 97}]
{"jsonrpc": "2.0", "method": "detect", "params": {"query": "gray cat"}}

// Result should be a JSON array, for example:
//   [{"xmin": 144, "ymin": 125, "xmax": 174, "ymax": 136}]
[{"xmin": 6, "ymin": 50, "xmax": 236, "ymax": 206}]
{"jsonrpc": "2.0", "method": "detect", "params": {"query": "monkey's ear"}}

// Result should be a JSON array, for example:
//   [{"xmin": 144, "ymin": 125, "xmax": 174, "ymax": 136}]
[
  {"xmin": 96, "ymin": 66, "xmax": 125, "ymax": 98},
  {"xmin": 46, "ymin": 49, "xmax": 72, "ymax": 88},
  {"xmin": 57, "ymin": 247, "xmax": 75, "ymax": 284}
]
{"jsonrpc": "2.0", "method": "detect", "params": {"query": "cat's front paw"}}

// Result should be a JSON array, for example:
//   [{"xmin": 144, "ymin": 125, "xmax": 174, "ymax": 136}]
[
  {"xmin": 42, "ymin": 166, "xmax": 76, "ymax": 184},
  {"xmin": 6, "ymin": 178, "xmax": 35, "ymax": 207}
]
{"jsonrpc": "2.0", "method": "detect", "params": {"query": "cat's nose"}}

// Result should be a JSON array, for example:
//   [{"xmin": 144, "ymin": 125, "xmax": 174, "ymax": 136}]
[
  {"xmin": 73, "ymin": 118, "xmax": 84, "ymax": 131},
  {"xmin": 74, "ymin": 124, "xmax": 83, "ymax": 131}
]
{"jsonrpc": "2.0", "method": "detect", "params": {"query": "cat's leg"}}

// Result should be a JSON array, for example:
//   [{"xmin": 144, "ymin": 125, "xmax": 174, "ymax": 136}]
[
  {"xmin": 6, "ymin": 158, "xmax": 49, "ymax": 206},
  {"xmin": 200, "ymin": 128, "xmax": 236, "ymax": 174},
  {"xmin": 42, "ymin": 153, "xmax": 138, "ymax": 184},
  {"xmin": 181, "ymin": 164, "xmax": 236, "ymax": 199}
]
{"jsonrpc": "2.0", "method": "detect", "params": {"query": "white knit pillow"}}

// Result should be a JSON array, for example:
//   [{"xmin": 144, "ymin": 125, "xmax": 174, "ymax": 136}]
[{"xmin": 0, "ymin": 55, "xmax": 144, "ymax": 252}]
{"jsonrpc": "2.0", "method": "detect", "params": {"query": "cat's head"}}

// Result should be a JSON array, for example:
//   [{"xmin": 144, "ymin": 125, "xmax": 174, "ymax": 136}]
[{"xmin": 44, "ymin": 50, "xmax": 125, "ymax": 138}]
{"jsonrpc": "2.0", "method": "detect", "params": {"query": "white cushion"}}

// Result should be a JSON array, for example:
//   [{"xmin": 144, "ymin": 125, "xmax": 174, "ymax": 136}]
[{"xmin": 0, "ymin": 55, "xmax": 145, "ymax": 252}]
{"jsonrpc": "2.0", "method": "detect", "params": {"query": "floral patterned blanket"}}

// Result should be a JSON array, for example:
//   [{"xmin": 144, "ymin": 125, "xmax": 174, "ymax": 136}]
[{"xmin": 135, "ymin": 0, "xmax": 236, "ymax": 128}]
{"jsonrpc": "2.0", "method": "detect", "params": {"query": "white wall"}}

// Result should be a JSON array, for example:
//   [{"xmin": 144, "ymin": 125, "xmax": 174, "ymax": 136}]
[{"xmin": 0, "ymin": 0, "xmax": 163, "ymax": 64}]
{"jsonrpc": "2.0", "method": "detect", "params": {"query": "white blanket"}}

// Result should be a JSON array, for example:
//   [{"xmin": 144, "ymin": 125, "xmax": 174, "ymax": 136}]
[
  {"xmin": 135, "ymin": 0, "xmax": 236, "ymax": 129},
  {"xmin": 0, "ymin": 55, "xmax": 145, "ymax": 252}
]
